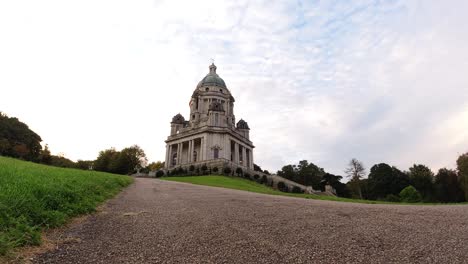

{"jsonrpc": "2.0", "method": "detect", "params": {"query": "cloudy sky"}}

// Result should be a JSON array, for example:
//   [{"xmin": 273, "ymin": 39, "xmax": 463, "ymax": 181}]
[{"xmin": 1, "ymin": 0, "xmax": 467, "ymax": 175}]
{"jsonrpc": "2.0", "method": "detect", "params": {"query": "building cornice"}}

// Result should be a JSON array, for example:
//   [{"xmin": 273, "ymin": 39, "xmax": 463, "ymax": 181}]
[{"xmin": 166, "ymin": 126, "xmax": 254, "ymax": 148}]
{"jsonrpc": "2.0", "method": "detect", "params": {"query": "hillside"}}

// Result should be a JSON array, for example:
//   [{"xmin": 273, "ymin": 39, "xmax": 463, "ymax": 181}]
[
  {"xmin": 0, "ymin": 156, "xmax": 133, "ymax": 255},
  {"xmin": 163, "ymin": 176, "xmax": 381, "ymax": 203}
]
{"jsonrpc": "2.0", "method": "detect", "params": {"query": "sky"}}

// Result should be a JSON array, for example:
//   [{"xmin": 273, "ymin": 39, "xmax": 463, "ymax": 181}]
[{"xmin": 1, "ymin": 0, "xmax": 467, "ymax": 176}]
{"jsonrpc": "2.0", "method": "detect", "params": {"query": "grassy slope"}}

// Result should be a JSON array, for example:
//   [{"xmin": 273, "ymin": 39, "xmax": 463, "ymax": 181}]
[
  {"xmin": 163, "ymin": 175, "xmax": 384, "ymax": 203},
  {"xmin": 163, "ymin": 175, "xmax": 467, "ymax": 205},
  {"xmin": 0, "ymin": 156, "xmax": 133, "ymax": 255}
]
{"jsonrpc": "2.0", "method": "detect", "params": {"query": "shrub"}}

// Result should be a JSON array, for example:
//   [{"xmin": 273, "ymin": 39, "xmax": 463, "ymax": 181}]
[
  {"xmin": 253, "ymin": 174, "xmax": 260, "ymax": 180},
  {"xmin": 235, "ymin": 168, "xmax": 243, "ymax": 176},
  {"xmin": 399, "ymin": 185, "xmax": 422, "ymax": 203},
  {"xmin": 195, "ymin": 167, "xmax": 200, "ymax": 174},
  {"xmin": 292, "ymin": 186, "xmax": 304, "ymax": 193},
  {"xmin": 201, "ymin": 165, "xmax": 208, "ymax": 174},
  {"xmin": 177, "ymin": 167, "xmax": 185, "ymax": 175},
  {"xmin": 189, "ymin": 165, "xmax": 195, "ymax": 172},
  {"xmin": 269, "ymin": 179, "xmax": 274, "ymax": 187},
  {"xmin": 223, "ymin": 167, "xmax": 232, "ymax": 175},
  {"xmin": 212, "ymin": 167, "xmax": 219, "ymax": 173},
  {"xmin": 155, "ymin": 170, "xmax": 165, "ymax": 178},
  {"xmin": 244, "ymin": 173, "xmax": 251, "ymax": 179},
  {"xmin": 385, "ymin": 194, "xmax": 401, "ymax": 202},
  {"xmin": 260, "ymin": 175, "xmax": 267, "ymax": 184},
  {"xmin": 277, "ymin": 181, "xmax": 288, "ymax": 192}
]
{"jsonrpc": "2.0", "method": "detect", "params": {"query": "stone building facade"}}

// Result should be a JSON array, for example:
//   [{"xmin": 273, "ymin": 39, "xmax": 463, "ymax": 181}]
[{"xmin": 164, "ymin": 63, "xmax": 254, "ymax": 171}]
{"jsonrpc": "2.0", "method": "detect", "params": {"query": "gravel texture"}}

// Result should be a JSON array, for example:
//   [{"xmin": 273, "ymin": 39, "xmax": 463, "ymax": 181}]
[{"xmin": 33, "ymin": 178, "xmax": 468, "ymax": 264}]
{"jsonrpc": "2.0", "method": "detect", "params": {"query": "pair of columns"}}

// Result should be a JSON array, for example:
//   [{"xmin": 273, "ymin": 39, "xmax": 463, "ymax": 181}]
[{"xmin": 232, "ymin": 142, "xmax": 253, "ymax": 169}]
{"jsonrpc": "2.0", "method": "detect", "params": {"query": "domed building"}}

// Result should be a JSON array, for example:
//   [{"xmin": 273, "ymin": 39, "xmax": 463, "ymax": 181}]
[{"xmin": 164, "ymin": 63, "xmax": 254, "ymax": 171}]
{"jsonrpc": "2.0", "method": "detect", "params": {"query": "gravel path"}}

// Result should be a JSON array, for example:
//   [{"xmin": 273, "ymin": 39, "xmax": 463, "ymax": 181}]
[{"xmin": 33, "ymin": 178, "xmax": 468, "ymax": 264}]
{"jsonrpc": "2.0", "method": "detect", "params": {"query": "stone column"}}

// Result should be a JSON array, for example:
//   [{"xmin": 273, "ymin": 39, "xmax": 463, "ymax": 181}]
[
  {"xmin": 177, "ymin": 143, "xmax": 182, "ymax": 165},
  {"xmin": 200, "ymin": 137, "xmax": 205, "ymax": 161},
  {"xmin": 204, "ymin": 136, "xmax": 208, "ymax": 160},
  {"xmin": 249, "ymin": 149, "xmax": 254, "ymax": 169},
  {"xmin": 242, "ymin": 146, "xmax": 247, "ymax": 167},
  {"xmin": 169, "ymin": 144, "xmax": 173, "ymax": 167},
  {"xmin": 165, "ymin": 145, "xmax": 170, "ymax": 168},
  {"xmin": 234, "ymin": 143, "xmax": 239, "ymax": 164},
  {"xmin": 191, "ymin": 140, "xmax": 194, "ymax": 162},
  {"xmin": 174, "ymin": 143, "xmax": 178, "ymax": 165},
  {"xmin": 189, "ymin": 140, "xmax": 194, "ymax": 163},
  {"xmin": 224, "ymin": 137, "xmax": 230, "ymax": 160},
  {"xmin": 187, "ymin": 140, "xmax": 192, "ymax": 163}
]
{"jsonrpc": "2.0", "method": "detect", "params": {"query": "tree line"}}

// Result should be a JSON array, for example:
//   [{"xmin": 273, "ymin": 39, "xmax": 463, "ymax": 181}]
[
  {"xmin": 3, "ymin": 111, "xmax": 467, "ymax": 201},
  {"xmin": 277, "ymin": 156, "xmax": 468, "ymax": 203}
]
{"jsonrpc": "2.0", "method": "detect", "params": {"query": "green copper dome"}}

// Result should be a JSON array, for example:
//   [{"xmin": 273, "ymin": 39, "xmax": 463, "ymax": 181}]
[{"xmin": 197, "ymin": 63, "xmax": 227, "ymax": 89}]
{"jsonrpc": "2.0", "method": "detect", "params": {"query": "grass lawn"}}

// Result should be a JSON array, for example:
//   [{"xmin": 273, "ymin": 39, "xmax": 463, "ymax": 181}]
[
  {"xmin": 162, "ymin": 175, "xmax": 387, "ymax": 204},
  {"xmin": 0, "ymin": 156, "xmax": 133, "ymax": 255},
  {"xmin": 163, "ymin": 175, "xmax": 468, "ymax": 206}
]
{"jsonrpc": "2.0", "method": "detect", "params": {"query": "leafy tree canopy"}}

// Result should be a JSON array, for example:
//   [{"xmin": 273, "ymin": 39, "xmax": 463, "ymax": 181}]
[
  {"xmin": 408, "ymin": 164, "xmax": 434, "ymax": 202},
  {"xmin": 368, "ymin": 163, "xmax": 410, "ymax": 200},
  {"xmin": 457, "ymin": 152, "xmax": 468, "ymax": 201},
  {"xmin": 277, "ymin": 160, "xmax": 325, "ymax": 190},
  {"xmin": 434, "ymin": 168, "xmax": 465, "ymax": 203},
  {"xmin": 94, "ymin": 145, "xmax": 147, "ymax": 175},
  {"xmin": 0, "ymin": 112, "xmax": 42, "ymax": 161}
]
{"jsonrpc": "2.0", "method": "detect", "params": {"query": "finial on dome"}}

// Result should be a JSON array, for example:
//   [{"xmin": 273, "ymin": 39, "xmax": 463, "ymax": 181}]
[{"xmin": 209, "ymin": 61, "xmax": 217, "ymax": 74}]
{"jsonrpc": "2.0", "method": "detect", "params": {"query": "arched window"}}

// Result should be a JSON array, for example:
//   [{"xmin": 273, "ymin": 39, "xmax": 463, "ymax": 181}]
[
  {"xmin": 214, "ymin": 148, "xmax": 219, "ymax": 159},
  {"xmin": 172, "ymin": 153, "xmax": 177, "ymax": 166},
  {"xmin": 193, "ymin": 151, "xmax": 197, "ymax": 162}
]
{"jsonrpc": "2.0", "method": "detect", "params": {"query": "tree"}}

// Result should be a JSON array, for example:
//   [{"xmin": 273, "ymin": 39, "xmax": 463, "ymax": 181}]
[
  {"xmin": 408, "ymin": 164, "xmax": 434, "ymax": 202},
  {"xmin": 147, "ymin": 161, "xmax": 164, "ymax": 171},
  {"xmin": 322, "ymin": 173, "xmax": 350, "ymax": 198},
  {"xmin": 367, "ymin": 163, "xmax": 410, "ymax": 200},
  {"xmin": 277, "ymin": 160, "xmax": 325, "ymax": 189},
  {"xmin": 0, "ymin": 112, "xmax": 42, "ymax": 161},
  {"xmin": 344, "ymin": 158, "xmax": 366, "ymax": 199},
  {"xmin": 49, "ymin": 155, "xmax": 76, "ymax": 168},
  {"xmin": 94, "ymin": 148, "xmax": 119, "ymax": 172},
  {"xmin": 253, "ymin": 163, "xmax": 262, "ymax": 172},
  {"xmin": 434, "ymin": 168, "xmax": 465, "ymax": 203},
  {"xmin": 120, "ymin": 145, "xmax": 148, "ymax": 173},
  {"xmin": 93, "ymin": 145, "xmax": 147, "ymax": 175},
  {"xmin": 399, "ymin": 186, "xmax": 422, "ymax": 203},
  {"xmin": 457, "ymin": 152, "xmax": 468, "ymax": 201},
  {"xmin": 40, "ymin": 144, "xmax": 52, "ymax": 165},
  {"xmin": 76, "ymin": 160, "xmax": 93, "ymax": 170},
  {"xmin": 277, "ymin": 165, "xmax": 295, "ymax": 181}
]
